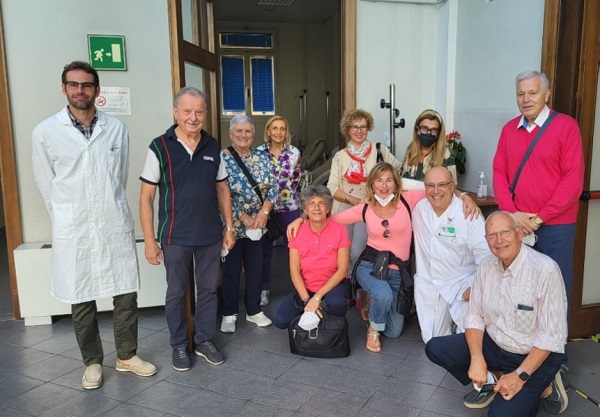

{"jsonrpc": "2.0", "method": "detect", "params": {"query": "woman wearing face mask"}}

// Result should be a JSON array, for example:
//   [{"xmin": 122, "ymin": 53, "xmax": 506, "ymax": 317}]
[
  {"xmin": 401, "ymin": 109, "xmax": 479, "ymax": 217},
  {"xmin": 256, "ymin": 116, "xmax": 302, "ymax": 307},
  {"xmin": 289, "ymin": 163, "xmax": 425, "ymax": 352}
]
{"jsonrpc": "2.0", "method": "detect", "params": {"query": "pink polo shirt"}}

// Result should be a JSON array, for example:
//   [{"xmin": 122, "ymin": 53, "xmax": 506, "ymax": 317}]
[{"xmin": 288, "ymin": 218, "xmax": 351, "ymax": 293}]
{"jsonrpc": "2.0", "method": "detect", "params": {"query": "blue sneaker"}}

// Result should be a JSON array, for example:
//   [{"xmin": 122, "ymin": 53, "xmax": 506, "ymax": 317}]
[
  {"xmin": 463, "ymin": 389, "xmax": 496, "ymax": 409},
  {"xmin": 172, "ymin": 348, "xmax": 191, "ymax": 372}
]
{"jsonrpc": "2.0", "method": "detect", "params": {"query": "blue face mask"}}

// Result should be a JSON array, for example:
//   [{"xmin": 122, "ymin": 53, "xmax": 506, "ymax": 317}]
[{"xmin": 418, "ymin": 133, "xmax": 437, "ymax": 148}]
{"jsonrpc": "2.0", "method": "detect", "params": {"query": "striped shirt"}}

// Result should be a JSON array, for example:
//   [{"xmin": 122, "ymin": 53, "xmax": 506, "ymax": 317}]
[{"xmin": 465, "ymin": 244, "xmax": 567, "ymax": 355}]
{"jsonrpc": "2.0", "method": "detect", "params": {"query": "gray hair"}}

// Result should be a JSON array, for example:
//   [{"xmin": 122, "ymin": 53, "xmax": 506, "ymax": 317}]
[
  {"xmin": 515, "ymin": 71, "xmax": 550, "ymax": 91},
  {"xmin": 174, "ymin": 86, "xmax": 207, "ymax": 108},
  {"xmin": 299, "ymin": 185, "xmax": 334, "ymax": 212},
  {"xmin": 229, "ymin": 115, "xmax": 255, "ymax": 133}
]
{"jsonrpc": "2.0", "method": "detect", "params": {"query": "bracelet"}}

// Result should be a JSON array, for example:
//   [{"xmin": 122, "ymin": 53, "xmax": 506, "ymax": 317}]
[
  {"xmin": 262, "ymin": 209, "xmax": 270, "ymax": 216},
  {"xmin": 302, "ymin": 297, "xmax": 310, "ymax": 304},
  {"xmin": 313, "ymin": 295, "xmax": 321, "ymax": 302},
  {"xmin": 344, "ymin": 194, "xmax": 350, "ymax": 204},
  {"xmin": 224, "ymin": 227, "xmax": 234, "ymax": 232}
]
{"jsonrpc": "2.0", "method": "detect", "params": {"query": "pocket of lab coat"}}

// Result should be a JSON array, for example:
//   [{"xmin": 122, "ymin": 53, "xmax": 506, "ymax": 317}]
[{"xmin": 51, "ymin": 203, "xmax": 75, "ymax": 239}]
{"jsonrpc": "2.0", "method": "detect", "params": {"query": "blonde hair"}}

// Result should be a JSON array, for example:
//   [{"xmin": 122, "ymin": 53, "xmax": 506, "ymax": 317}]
[
  {"xmin": 365, "ymin": 163, "xmax": 402, "ymax": 205},
  {"xmin": 263, "ymin": 115, "xmax": 291, "ymax": 144},
  {"xmin": 405, "ymin": 109, "xmax": 447, "ymax": 167},
  {"xmin": 339, "ymin": 108, "xmax": 374, "ymax": 140}
]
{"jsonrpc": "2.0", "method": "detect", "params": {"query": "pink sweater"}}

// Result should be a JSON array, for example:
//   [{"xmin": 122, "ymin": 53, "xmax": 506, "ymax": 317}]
[
  {"xmin": 331, "ymin": 190, "xmax": 425, "ymax": 263},
  {"xmin": 492, "ymin": 111, "xmax": 584, "ymax": 225}
]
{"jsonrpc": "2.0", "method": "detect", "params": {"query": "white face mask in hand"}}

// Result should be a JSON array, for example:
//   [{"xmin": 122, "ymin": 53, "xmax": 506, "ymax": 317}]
[
  {"xmin": 374, "ymin": 193, "xmax": 395, "ymax": 207},
  {"xmin": 246, "ymin": 228, "xmax": 264, "ymax": 241}
]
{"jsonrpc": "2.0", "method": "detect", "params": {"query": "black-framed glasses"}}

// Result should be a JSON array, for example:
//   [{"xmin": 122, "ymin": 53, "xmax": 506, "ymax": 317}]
[
  {"xmin": 417, "ymin": 125, "xmax": 440, "ymax": 137},
  {"xmin": 485, "ymin": 227, "xmax": 518, "ymax": 242},
  {"xmin": 64, "ymin": 81, "xmax": 97, "ymax": 90},
  {"xmin": 349, "ymin": 124, "xmax": 368, "ymax": 133},
  {"xmin": 381, "ymin": 219, "xmax": 390, "ymax": 238},
  {"xmin": 424, "ymin": 181, "xmax": 453, "ymax": 191}
]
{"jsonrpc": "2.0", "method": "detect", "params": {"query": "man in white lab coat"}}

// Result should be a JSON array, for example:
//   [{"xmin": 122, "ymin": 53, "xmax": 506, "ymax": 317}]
[
  {"xmin": 413, "ymin": 166, "xmax": 490, "ymax": 343},
  {"xmin": 32, "ymin": 61, "xmax": 156, "ymax": 390}
]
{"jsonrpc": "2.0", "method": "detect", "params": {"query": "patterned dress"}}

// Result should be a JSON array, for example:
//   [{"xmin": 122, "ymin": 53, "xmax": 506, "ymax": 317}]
[{"xmin": 257, "ymin": 142, "xmax": 301, "ymax": 213}]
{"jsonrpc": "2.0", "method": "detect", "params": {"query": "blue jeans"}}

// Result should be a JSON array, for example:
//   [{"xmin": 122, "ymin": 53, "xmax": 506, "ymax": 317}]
[
  {"xmin": 272, "ymin": 279, "xmax": 350, "ymax": 329},
  {"xmin": 426, "ymin": 332, "xmax": 564, "ymax": 417},
  {"xmin": 355, "ymin": 260, "xmax": 405, "ymax": 337}
]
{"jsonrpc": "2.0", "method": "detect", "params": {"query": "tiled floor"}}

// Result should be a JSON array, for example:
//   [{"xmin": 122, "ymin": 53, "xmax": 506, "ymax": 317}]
[{"xmin": 0, "ymin": 242, "xmax": 597, "ymax": 416}]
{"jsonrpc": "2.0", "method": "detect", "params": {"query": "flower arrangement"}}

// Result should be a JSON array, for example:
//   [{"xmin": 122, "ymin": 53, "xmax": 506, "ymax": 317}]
[{"xmin": 446, "ymin": 130, "xmax": 466, "ymax": 175}]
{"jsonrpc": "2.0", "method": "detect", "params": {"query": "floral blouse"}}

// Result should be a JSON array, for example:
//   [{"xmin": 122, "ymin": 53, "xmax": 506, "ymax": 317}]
[
  {"xmin": 257, "ymin": 143, "xmax": 301, "ymax": 213},
  {"xmin": 222, "ymin": 148, "xmax": 278, "ymax": 239}
]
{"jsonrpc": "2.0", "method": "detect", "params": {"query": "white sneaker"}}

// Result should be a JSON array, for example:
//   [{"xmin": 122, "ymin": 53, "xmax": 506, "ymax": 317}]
[
  {"xmin": 221, "ymin": 314, "xmax": 237, "ymax": 333},
  {"xmin": 246, "ymin": 312, "xmax": 272, "ymax": 327},
  {"xmin": 260, "ymin": 290, "xmax": 270, "ymax": 307}
]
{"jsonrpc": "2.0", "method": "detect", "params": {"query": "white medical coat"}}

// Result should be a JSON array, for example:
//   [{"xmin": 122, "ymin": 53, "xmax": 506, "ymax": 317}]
[
  {"xmin": 32, "ymin": 107, "xmax": 139, "ymax": 304},
  {"xmin": 413, "ymin": 196, "xmax": 490, "ymax": 343}
]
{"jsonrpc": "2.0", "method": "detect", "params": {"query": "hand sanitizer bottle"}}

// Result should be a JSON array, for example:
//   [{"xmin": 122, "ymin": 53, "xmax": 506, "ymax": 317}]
[{"xmin": 477, "ymin": 171, "xmax": 487, "ymax": 200}]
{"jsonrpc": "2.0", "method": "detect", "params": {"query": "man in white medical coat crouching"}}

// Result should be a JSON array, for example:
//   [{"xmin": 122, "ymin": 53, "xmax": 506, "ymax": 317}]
[{"xmin": 413, "ymin": 166, "xmax": 490, "ymax": 343}]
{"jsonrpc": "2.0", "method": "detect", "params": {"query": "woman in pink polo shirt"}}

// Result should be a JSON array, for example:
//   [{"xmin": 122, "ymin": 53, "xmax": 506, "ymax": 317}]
[{"xmin": 272, "ymin": 185, "xmax": 351, "ymax": 329}]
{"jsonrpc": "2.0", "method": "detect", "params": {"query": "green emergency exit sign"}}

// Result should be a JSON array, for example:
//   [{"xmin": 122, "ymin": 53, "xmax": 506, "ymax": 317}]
[{"xmin": 88, "ymin": 35, "xmax": 127, "ymax": 71}]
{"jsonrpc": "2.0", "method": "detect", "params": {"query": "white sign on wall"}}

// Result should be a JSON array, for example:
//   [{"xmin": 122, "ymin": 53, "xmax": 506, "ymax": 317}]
[{"xmin": 95, "ymin": 87, "xmax": 131, "ymax": 115}]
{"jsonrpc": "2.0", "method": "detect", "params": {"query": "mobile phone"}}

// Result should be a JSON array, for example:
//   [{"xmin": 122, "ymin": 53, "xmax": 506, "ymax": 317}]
[{"xmin": 479, "ymin": 382, "xmax": 496, "ymax": 393}]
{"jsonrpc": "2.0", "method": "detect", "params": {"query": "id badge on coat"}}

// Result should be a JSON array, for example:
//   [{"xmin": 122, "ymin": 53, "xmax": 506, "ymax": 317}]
[{"xmin": 438, "ymin": 225, "xmax": 456, "ymax": 238}]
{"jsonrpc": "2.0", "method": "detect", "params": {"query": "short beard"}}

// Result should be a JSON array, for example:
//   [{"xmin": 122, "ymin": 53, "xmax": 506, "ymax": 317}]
[{"xmin": 68, "ymin": 97, "xmax": 95, "ymax": 111}]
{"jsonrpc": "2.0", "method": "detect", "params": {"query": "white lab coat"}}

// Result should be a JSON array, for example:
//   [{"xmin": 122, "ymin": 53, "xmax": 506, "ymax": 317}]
[
  {"xmin": 413, "ymin": 196, "xmax": 490, "ymax": 343},
  {"xmin": 32, "ymin": 107, "xmax": 139, "ymax": 304}
]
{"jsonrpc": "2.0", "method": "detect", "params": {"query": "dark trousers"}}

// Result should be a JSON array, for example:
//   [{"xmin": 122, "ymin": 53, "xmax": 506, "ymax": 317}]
[
  {"xmin": 163, "ymin": 242, "xmax": 220, "ymax": 349},
  {"xmin": 72, "ymin": 292, "xmax": 138, "ymax": 365},
  {"xmin": 261, "ymin": 209, "xmax": 301, "ymax": 291},
  {"xmin": 222, "ymin": 237, "xmax": 264, "ymax": 316},
  {"xmin": 272, "ymin": 279, "xmax": 350, "ymax": 329},
  {"xmin": 534, "ymin": 224, "xmax": 575, "ymax": 316},
  {"xmin": 425, "ymin": 332, "xmax": 564, "ymax": 417}
]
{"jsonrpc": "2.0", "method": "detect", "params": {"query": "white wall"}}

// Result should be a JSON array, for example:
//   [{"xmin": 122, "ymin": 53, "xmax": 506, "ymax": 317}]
[
  {"xmin": 450, "ymin": 0, "xmax": 545, "ymax": 192},
  {"xmin": 3, "ymin": 0, "xmax": 174, "ymax": 242},
  {"xmin": 356, "ymin": 1, "xmax": 442, "ymax": 159}
]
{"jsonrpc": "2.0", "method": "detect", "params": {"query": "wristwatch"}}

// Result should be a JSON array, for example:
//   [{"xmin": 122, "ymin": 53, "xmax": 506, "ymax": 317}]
[
  {"xmin": 262, "ymin": 210, "xmax": 270, "ymax": 216},
  {"xmin": 224, "ymin": 227, "xmax": 234, "ymax": 232},
  {"xmin": 516, "ymin": 367, "xmax": 530, "ymax": 382},
  {"xmin": 532, "ymin": 216, "xmax": 544, "ymax": 226}
]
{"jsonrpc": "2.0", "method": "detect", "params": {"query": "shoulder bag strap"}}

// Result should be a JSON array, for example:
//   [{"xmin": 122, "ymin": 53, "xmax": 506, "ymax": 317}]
[
  {"xmin": 362, "ymin": 203, "xmax": 369, "ymax": 223},
  {"xmin": 227, "ymin": 146, "xmax": 264, "ymax": 204},
  {"xmin": 509, "ymin": 111, "xmax": 559, "ymax": 198},
  {"xmin": 376, "ymin": 142, "xmax": 383, "ymax": 162}
]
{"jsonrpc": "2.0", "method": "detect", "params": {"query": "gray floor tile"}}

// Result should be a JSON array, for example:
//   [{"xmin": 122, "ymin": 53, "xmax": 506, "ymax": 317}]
[
  {"xmin": 0, "ymin": 406, "xmax": 32, "ymax": 417},
  {"xmin": 0, "ymin": 341, "xmax": 21, "ymax": 359},
  {"xmin": 251, "ymin": 378, "xmax": 318, "ymax": 411},
  {"xmin": 29, "ymin": 331, "xmax": 79, "ymax": 354},
  {"xmin": 136, "ymin": 330, "xmax": 172, "ymax": 352},
  {"xmin": 357, "ymin": 397, "xmax": 421, "ymax": 417},
  {"xmin": 418, "ymin": 411, "xmax": 459, "ymax": 417},
  {"xmin": 239, "ymin": 401, "xmax": 295, "ymax": 417},
  {"xmin": 138, "ymin": 312, "xmax": 168, "ymax": 331},
  {"xmin": 371, "ymin": 375, "xmax": 437, "ymax": 409},
  {"xmin": 205, "ymin": 368, "xmax": 274, "ymax": 400},
  {"xmin": 423, "ymin": 386, "xmax": 485, "ymax": 417},
  {"xmin": 2, "ymin": 382, "xmax": 84, "ymax": 416},
  {"xmin": 439, "ymin": 371, "xmax": 472, "ymax": 393},
  {"xmin": 39, "ymin": 390, "xmax": 122, "ymax": 416},
  {"xmin": 0, "ymin": 324, "xmax": 70, "ymax": 348},
  {"xmin": 0, "ymin": 347, "xmax": 55, "ymax": 374},
  {"xmin": 0, "ymin": 373, "xmax": 45, "ymax": 402},
  {"xmin": 99, "ymin": 402, "xmax": 167, "ymax": 417},
  {"xmin": 222, "ymin": 345, "xmax": 301, "ymax": 378},
  {"xmin": 126, "ymin": 379, "xmax": 203, "ymax": 413},
  {"xmin": 166, "ymin": 356, "xmax": 229, "ymax": 388},
  {"xmin": 391, "ymin": 357, "xmax": 447, "ymax": 385},
  {"xmin": 20, "ymin": 354, "xmax": 83, "ymax": 382},
  {"xmin": 229, "ymin": 324, "xmax": 296, "ymax": 356},
  {"xmin": 306, "ymin": 345, "xmax": 406, "ymax": 377},
  {"xmin": 297, "ymin": 387, "xmax": 368, "ymax": 417}
]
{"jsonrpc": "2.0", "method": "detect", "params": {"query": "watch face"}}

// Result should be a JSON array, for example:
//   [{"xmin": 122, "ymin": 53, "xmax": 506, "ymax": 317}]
[{"xmin": 518, "ymin": 372, "xmax": 530, "ymax": 381}]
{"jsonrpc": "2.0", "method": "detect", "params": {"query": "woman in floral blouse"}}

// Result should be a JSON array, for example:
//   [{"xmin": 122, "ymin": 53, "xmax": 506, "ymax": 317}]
[
  {"xmin": 220, "ymin": 115, "xmax": 278, "ymax": 334},
  {"xmin": 256, "ymin": 115, "xmax": 301, "ymax": 307}
]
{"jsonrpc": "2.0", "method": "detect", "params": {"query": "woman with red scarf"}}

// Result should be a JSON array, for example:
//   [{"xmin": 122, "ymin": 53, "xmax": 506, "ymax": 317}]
[{"xmin": 327, "ymin": 109, "xmax": 404, "ymax": 275}]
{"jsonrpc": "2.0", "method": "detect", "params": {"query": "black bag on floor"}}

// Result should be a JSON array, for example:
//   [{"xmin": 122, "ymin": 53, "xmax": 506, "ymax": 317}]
[{"xmin": 288, "ymin": 314, "xmax": 350, "ymax": 358}]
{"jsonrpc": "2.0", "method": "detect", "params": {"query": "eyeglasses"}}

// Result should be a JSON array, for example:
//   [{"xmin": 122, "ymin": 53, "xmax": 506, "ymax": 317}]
[
  {"xmin": 485, "ymin": 227, "xmax": 518, "ymax": 242},
  {"xmin": 381, "ymin": 220, "xmax": 390, "ymax": 238},
  {"xmin": 349, "ymin": 125, "xmax": 368, "ymax": 133},
  {"xmin": 424, "ymin": 181, "xmax": 453, "ymax": 191},
  {"xmin": 64, "ymin": 81, "xmax": 96, "ymax": 90},
  {"xmin": 417, "ymin": 126, "xmax": 440, "ymax": 137}
]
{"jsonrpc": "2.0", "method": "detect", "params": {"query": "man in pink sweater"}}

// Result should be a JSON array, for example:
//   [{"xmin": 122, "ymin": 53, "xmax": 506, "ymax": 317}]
[{"xmin": 493, "ymin": 70, "xmax": 584, "ymax": 318}]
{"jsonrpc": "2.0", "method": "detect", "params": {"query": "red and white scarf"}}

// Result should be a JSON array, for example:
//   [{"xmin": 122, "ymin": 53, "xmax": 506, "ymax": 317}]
[{"xmin": 343, "ymin": 142, "xmax": 372, "ymax": 184}]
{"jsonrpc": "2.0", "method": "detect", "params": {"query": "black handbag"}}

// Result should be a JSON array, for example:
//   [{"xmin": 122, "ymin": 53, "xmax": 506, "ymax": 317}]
[
  {"xmin": 288, "ymin": 313, "xmax": 350, "ymax": 358},
  {"xmin": 228, "ymin": 146, "xmax": 284, "ymax": 241}
]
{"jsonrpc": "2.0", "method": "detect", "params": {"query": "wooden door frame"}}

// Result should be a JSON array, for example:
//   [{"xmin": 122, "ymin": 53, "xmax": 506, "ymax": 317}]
[
  {"xmin": 541, "ymin": 0, "xmax": 600, "ymax": 337},
  {"xmin": 0, "ymin": 1, "xmax": 23, "ymax": 320}
]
